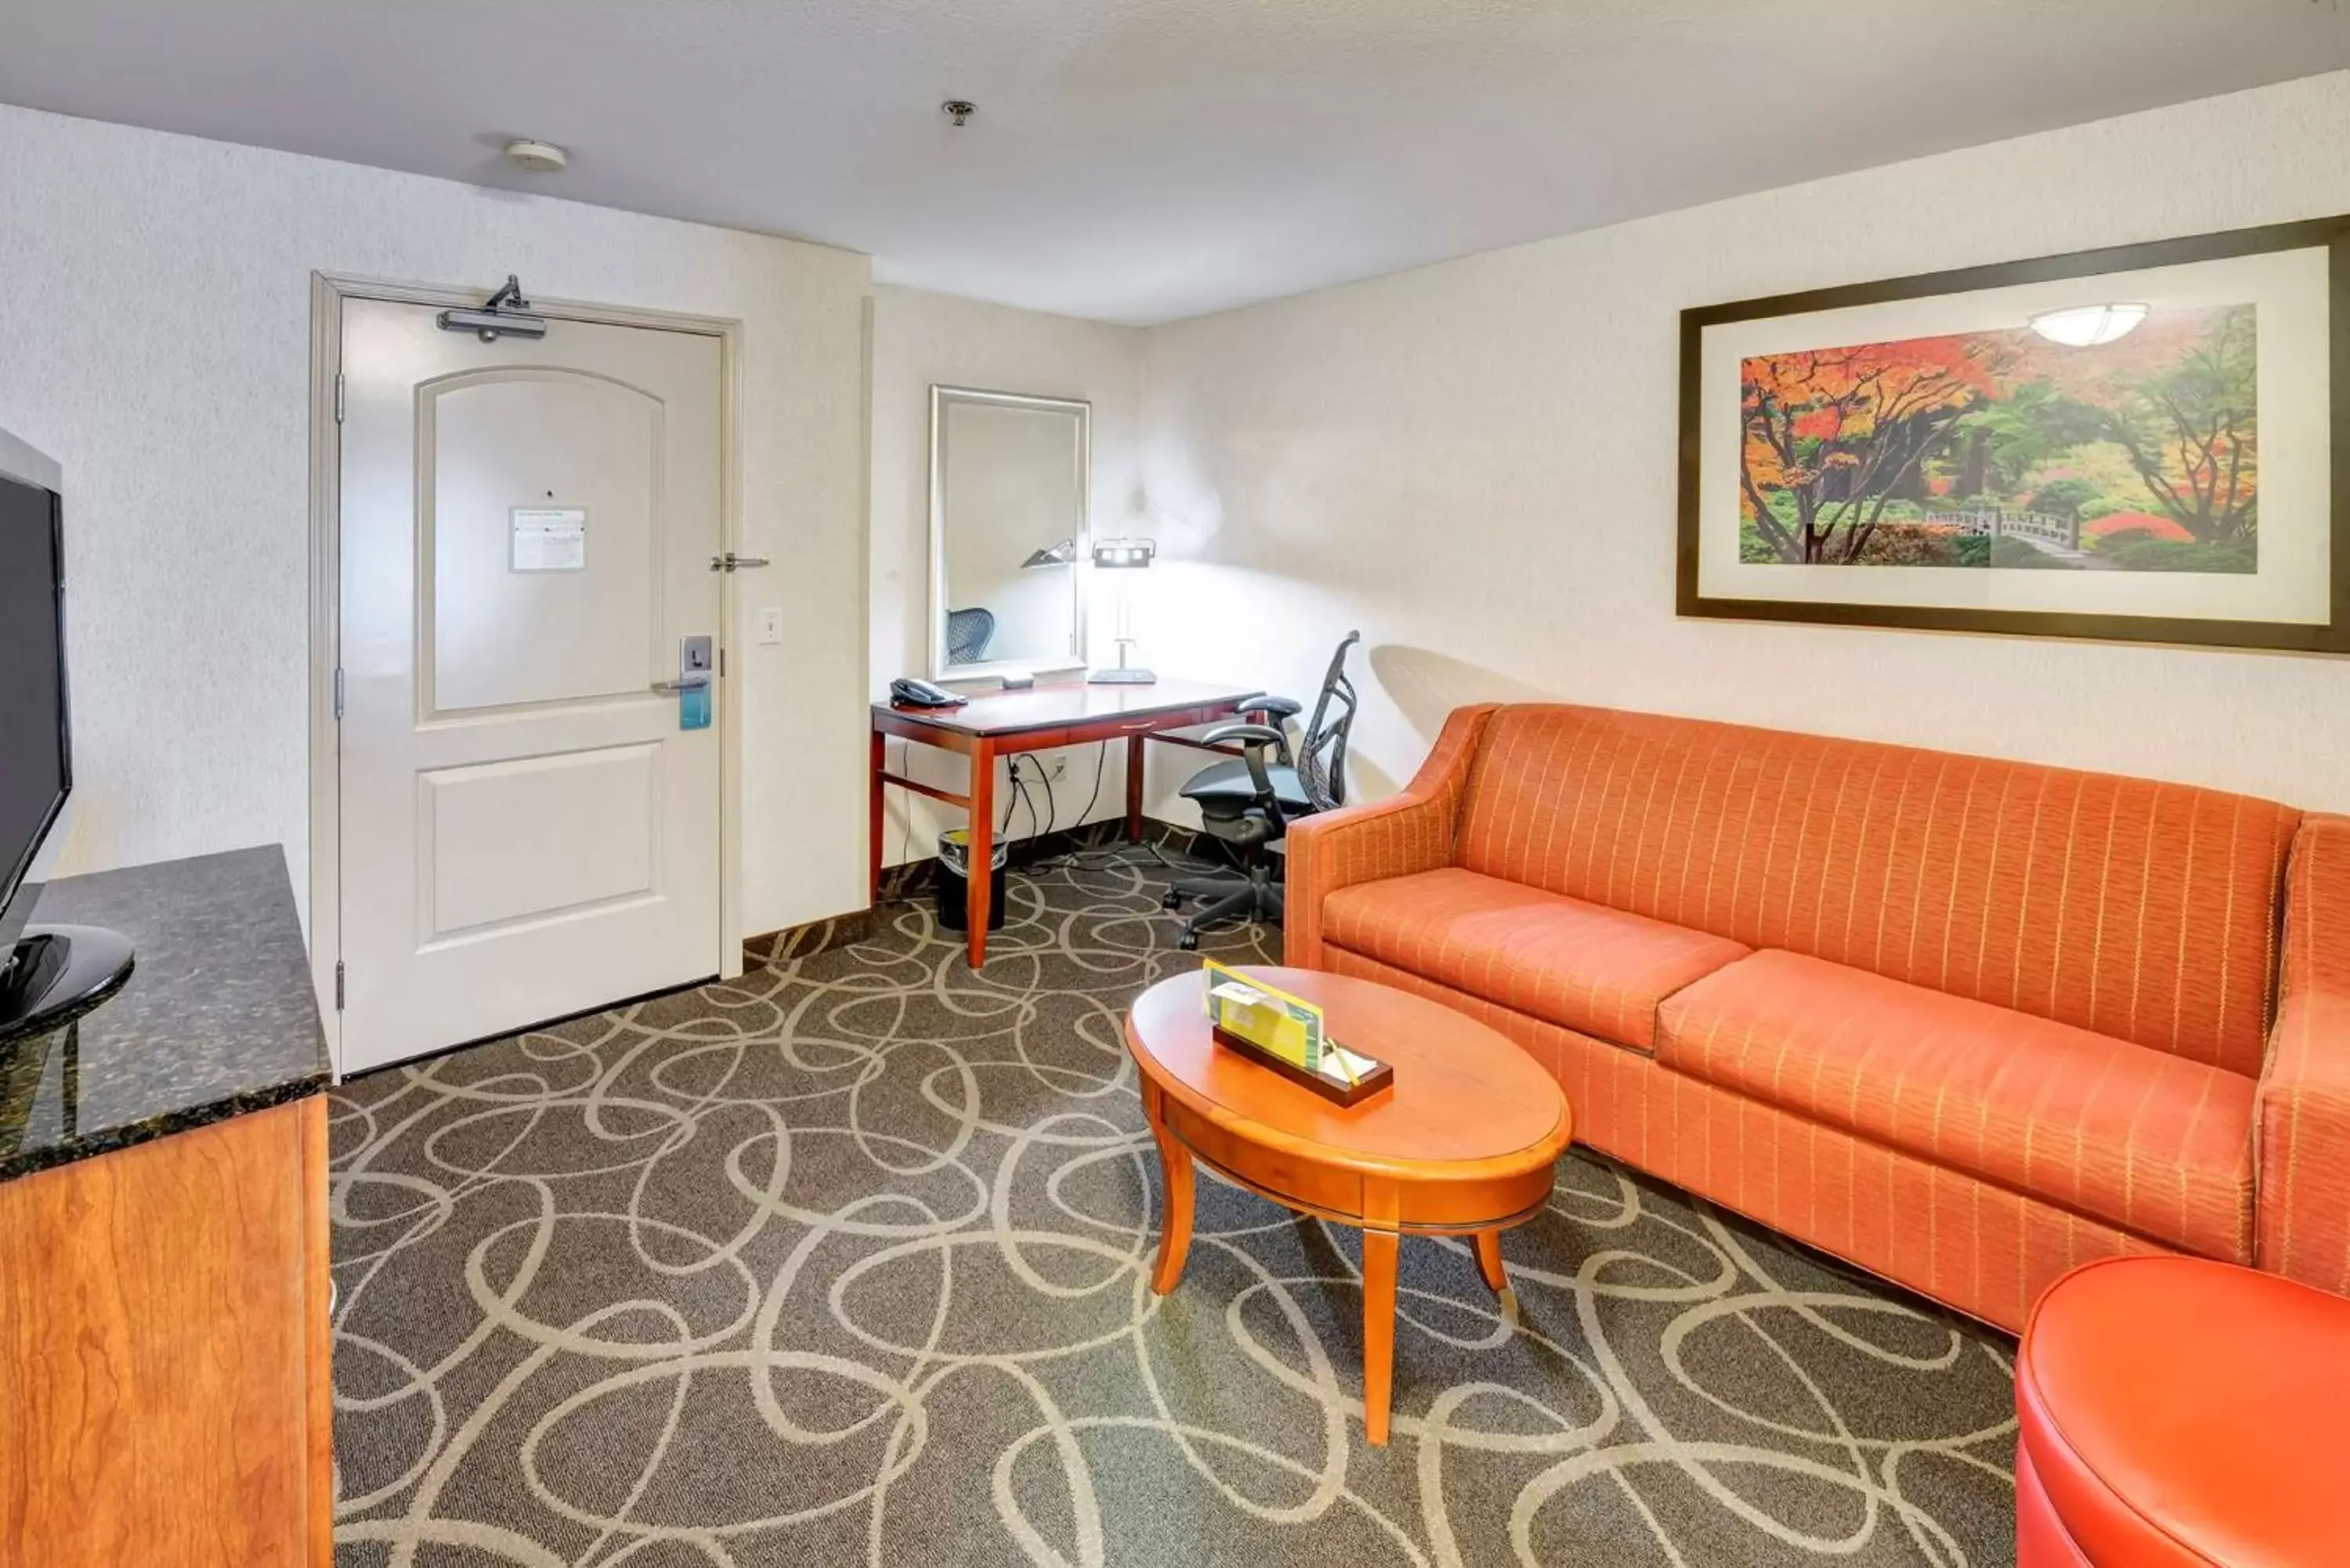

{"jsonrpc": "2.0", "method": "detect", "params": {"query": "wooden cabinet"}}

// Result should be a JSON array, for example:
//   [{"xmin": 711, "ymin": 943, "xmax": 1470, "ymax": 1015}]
[{"xmin": 0, "ymin": 1097, "xmax": 333, "ymax": 1566}]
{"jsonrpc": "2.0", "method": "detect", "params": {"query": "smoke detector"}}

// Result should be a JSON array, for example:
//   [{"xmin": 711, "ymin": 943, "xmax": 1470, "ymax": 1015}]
[
  {"xmin": 941, "ymin": 99, "xmax": 976, "ymax": 128},
  {"xmin": 503, "ymin": 139, "xmax": 569, "ymax": 173}
]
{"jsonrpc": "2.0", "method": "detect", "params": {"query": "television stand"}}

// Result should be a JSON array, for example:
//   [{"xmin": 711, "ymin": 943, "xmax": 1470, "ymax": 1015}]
[{"xmin": 0, "ymin": 924, "xmax": 134, "ymax": 1044}]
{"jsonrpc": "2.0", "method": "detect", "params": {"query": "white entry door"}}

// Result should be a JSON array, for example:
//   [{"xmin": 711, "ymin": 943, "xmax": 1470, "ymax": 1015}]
[{"xmin": 338, "ymin": 297, "xmax": 725, "ymax": 1074}]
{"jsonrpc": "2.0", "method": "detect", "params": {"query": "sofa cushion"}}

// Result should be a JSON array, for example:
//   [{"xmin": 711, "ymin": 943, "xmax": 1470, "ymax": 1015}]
[
  {"xmin": 1450, "ymin": 704, "xmax": 2299, "ymax": 1075},
  {"xmin": 1656, "ymin": 950, "xmax": 2254, "ymax": 1259},
  {"xmin": 1320, "ymin": 867, "xmax": 1748, "ymax": 1050}
]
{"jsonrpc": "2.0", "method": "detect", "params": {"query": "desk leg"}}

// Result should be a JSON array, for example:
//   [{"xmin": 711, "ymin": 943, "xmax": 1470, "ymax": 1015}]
[
  {"xmin": 966, "ymin": 740, "xmax": 996, "ymax": 966},
  {"xmin": 1126, "ymin": 733, "xmax": 1147, "ymax": 842},
  {"xmin": 868, "ymin": 728, "xmax": 886, "ymax": 906}
]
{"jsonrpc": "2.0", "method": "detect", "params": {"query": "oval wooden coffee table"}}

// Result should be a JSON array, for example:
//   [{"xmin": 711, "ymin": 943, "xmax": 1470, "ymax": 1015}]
[{"xmin": 1125, "ymin": 965, "xmax": 1571, "ymax": 1444}]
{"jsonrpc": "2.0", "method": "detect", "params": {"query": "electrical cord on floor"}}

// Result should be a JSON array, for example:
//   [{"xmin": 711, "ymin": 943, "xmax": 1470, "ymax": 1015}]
[
  {"xmin": 1029, "ymin": 746, "xmax": 1115, "ymax": 872},
  {"xmin": 1029, "ymin": 745, "xmax": 1202, "ymax": 876},
  {"xmin": 898, "ymin": 740, "xmax": 1203, "ymax": 886}
]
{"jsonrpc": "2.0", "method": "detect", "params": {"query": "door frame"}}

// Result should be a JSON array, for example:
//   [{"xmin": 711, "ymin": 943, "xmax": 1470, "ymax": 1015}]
[{"xmin": 306, "ymin": 272, "xmax": 748, "ymax": 1075}]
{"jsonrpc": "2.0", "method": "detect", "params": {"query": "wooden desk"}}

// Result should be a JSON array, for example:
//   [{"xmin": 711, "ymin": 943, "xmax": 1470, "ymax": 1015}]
[{"xmin": 871, "ymin": 677, "xmax": 1260, "ymax": 965}]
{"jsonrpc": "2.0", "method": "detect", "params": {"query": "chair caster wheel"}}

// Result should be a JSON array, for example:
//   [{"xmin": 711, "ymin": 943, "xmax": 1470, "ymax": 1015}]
[
  {"xmin": 1162, "ymin": 891, "xmax": 1184, "ymax": 909},
  {"xmin": 1176, "ymin": 932, "xmax": 1198, "ymax": 951}
]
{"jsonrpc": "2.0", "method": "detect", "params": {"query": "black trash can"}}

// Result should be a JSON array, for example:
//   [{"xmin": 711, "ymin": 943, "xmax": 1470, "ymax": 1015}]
[{"xmin": 935, "ymin": 828, "xmax": 1008, "ymax": 933}]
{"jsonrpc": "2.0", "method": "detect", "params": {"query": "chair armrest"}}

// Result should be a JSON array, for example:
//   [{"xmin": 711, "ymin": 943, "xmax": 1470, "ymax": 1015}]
[
  {"xmin": 1282, "ymin": 703, "xmax": 1497, "ymax": 970},
  {"xmin": 2258, "ymin": 813, "xmax": 2350, "ymax": 1292},
  {"xmin": 1201, "ymin": 721, "xmax": 1291, "ymax": 758},
  {"xmin": 1202, "ymin": 723, "xmax": 1291, "ymax": 818}
]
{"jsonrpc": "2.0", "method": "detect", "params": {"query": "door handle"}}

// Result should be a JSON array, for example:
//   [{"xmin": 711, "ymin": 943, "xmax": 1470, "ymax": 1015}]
[
  {"xmin": 650, "ymin": 677, "xmax": 710, "ymax": 694},
  {"xmin": 710, "ymin": 553, "xmax": 770, "ymax": 573}
]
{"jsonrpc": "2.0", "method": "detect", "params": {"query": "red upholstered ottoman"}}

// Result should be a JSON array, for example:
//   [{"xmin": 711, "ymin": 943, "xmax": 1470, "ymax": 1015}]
[{"xmin": 2016, "ymin": 1256, "xmax": 2350, "ymax": 1565}]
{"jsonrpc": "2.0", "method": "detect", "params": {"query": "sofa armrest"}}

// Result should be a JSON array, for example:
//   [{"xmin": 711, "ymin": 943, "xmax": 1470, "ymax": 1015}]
[
  {"xmin": 1284, "ymin": 703, "xmax": 1497, "ymax": 969},
  {"xmin": 2257, "ymin": 812, "xmax": 2350, "ymax": 1292}
]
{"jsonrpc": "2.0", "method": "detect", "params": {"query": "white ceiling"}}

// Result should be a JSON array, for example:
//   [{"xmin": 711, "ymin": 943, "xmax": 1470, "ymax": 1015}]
[{"xmin": 3, "ymin": 0, "xmax": 2345, "ymax": 324}]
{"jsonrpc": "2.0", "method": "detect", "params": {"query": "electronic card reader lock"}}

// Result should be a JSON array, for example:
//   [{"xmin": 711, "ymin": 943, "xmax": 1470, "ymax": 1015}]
[{"xmin": 651, "ymin": 634, "xmax": 714, "ymax": 729}]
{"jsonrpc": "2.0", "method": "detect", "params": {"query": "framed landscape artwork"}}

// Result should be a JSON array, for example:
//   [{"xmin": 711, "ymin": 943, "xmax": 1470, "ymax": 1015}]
[{"xmin": 1677, "ymin": 215, "xmax": 2350, "ymax": 651}]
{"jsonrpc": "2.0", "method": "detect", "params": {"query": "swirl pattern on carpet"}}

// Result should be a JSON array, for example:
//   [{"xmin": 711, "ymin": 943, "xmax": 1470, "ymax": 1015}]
[{"xmin": 330, "ymin": 847, "xmax": 2018, "ymax": 1566}]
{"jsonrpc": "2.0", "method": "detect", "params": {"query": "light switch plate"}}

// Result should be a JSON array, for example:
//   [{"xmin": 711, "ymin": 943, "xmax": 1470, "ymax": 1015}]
[{"xmin": 756, "ymin": 608, "xmax": 783, "ymax": 645}]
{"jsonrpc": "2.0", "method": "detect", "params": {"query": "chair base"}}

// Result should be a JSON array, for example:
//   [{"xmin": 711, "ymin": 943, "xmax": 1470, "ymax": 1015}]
[{"xmin": 1162, "ymin": 865, "xmax": 1284, "ymax": 950}]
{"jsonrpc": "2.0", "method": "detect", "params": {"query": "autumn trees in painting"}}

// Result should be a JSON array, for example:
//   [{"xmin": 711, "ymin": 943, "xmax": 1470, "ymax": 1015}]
[
  {"xmin": 1687, "ymin": 217, "xmax": 2347, "ymax": 652},
  {"xmin": 1739, "ymin": 339, "xmax": 2003, "ymax": 565},
  {"xmin": 1739, "ymin": 305, "xmax": 2258, "ymax": 573}
]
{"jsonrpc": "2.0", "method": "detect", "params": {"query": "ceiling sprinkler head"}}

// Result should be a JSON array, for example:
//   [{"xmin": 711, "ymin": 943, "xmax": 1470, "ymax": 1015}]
[{"xmin": 942, "ymin": 99, "xmax": 976, "ymax": 128}]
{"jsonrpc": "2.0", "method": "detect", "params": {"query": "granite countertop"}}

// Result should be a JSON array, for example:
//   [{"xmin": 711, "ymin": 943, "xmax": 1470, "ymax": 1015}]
[{"xmin": 0, "ymin": 845, "xmax": 328, "ymax": 1182}]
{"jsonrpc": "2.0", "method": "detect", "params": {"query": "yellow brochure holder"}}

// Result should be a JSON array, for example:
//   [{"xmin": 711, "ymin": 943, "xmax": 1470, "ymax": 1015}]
[{"xmin": 1199, "ymin": 959, "xmax": 1393, "ymax": 1107}]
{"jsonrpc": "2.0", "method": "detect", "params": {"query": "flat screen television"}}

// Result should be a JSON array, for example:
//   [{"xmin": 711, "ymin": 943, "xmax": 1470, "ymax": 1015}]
[{"xmin": 0, "ymin": 439, "xmax": 132, "ymax": 1041}]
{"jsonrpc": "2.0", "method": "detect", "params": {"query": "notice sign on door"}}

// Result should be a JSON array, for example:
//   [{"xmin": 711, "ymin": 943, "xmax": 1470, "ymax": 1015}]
[{"xmin": 510, "ymin": 508, "xmax": 588, "ymax": 573}]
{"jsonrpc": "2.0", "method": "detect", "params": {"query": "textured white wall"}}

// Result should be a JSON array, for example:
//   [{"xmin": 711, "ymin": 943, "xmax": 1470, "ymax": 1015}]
[
  {"xmin": 0, "ymin": 103, "xmax": 872, "ymax": 937},
  {"xmin": 1137, "ymin": 73, "xmax": 2350, "ymax": 820},
  {"xmin": 869, "ymin": 285, "xmax": 1147, "ymax": 865}
]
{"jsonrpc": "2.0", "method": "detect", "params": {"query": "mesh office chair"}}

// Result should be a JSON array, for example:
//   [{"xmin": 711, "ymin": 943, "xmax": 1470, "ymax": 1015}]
[
  {"xmin": 1162, "ymin": 632, "xmax": 1360, "ymax": 949},
  {"xmin": 945, "ymin": 607, "xmax": 996, "ymax": 666}
]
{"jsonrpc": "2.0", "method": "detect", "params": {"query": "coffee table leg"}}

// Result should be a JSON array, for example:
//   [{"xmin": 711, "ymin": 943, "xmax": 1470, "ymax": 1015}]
[
  {"xmin": 1361, "ymin": 1227, "xmax": 1399, "ymax": 1445},
  {"xmin": 1474, "ymin": 1229, "xmax": 1506, "ymax": 1292},
  {"xmin": 1146, "ymin": 1087, "xmax": 1195, "ymax": 1295}
]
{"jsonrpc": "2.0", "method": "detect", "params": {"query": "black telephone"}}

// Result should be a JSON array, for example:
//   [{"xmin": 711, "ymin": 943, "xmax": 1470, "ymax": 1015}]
[{"xmin": 890, "ymin": 677, "xmax": 966, "ymax": 709}]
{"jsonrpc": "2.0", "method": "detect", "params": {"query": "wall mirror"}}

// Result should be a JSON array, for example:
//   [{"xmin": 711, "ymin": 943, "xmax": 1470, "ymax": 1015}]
[{"xmin": 929, "ymin": 385, "xmax": 1089, "ymax": 679}]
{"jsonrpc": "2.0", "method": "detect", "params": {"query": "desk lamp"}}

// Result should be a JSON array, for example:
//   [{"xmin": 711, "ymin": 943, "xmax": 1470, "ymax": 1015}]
[{"xmin": 1086, "ymin": 537, "xmax": 1157, "ymax": 685}]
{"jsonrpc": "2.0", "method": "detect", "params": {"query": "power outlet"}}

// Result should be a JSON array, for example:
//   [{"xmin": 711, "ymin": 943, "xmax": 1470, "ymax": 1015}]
[
  {"xmin": 1043, "ymin": 753, "xmax": 1068, "ymax": 780},
  {"xmin": 755, "ymin": 607, "xmax": 783, "ymax": 645}
]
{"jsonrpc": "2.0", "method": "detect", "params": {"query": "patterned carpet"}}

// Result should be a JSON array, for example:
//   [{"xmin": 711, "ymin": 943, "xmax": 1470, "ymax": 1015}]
[{"xmin": 327, "ymin": 843, "xmax": 2020, "ymax": 1567}]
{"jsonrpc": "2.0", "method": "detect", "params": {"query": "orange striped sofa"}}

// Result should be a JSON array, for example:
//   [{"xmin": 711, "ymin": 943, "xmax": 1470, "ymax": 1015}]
[{"xmin": 1284, "ymin": 702, "xmax": 2350, "ymax": 1332}]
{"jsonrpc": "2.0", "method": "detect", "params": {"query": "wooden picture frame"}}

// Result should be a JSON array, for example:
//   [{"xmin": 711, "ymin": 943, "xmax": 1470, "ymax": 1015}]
[{"xmin": 1676, "ymin": 215, "xmax": 2350, "ymax": 652}]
